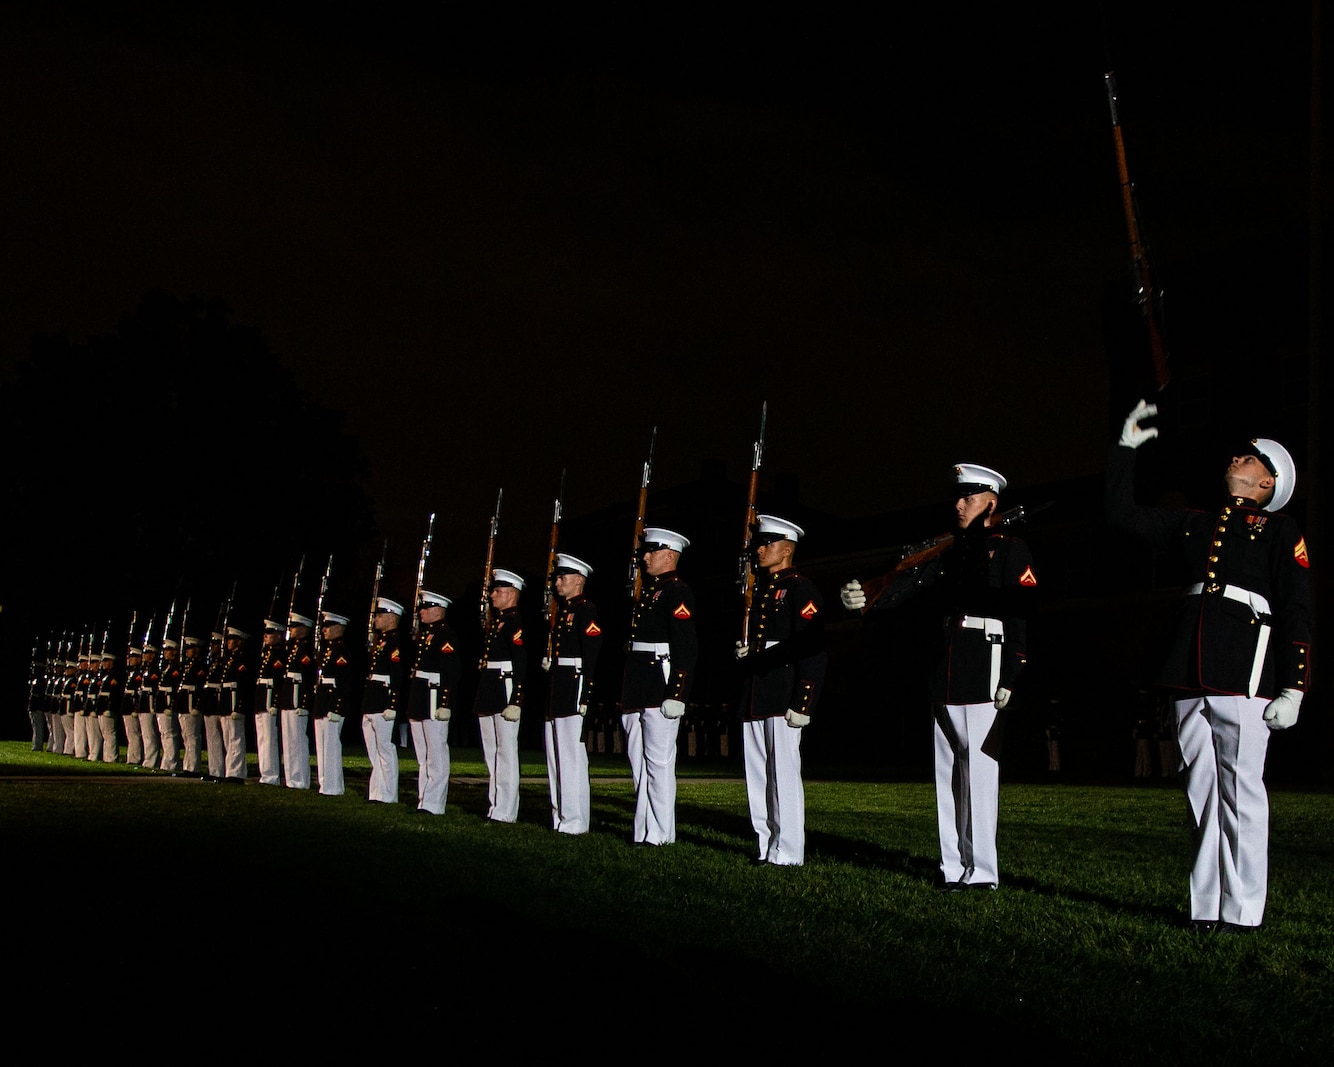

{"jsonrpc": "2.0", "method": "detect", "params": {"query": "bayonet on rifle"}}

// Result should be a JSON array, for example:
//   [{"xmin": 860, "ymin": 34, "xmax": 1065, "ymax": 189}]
[
  {"xmin": 739, "ymin": 402, "xmax": 767, "ymax": 647},
  {"xmin": 628, "ymin": 427, "xmax": 657, "ymax": 601},
  {"xmin": 544, "ymin": 469, "xmax": 566, "ymax": 660},
  {"xmin": 480, "ymin": 491, "xmax": 503, "ymax": 630}
]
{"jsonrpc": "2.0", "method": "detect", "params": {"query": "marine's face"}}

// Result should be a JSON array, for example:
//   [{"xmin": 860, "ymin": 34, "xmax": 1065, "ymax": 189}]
[{"xmin": 955, "ymin": 491, "xmax": 997, "ymax": 530}]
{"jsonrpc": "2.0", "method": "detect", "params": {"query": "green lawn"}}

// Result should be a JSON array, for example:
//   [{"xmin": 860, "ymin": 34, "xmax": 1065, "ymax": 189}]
[{"xmin": 4, "ymin": 741, "xmax": 1331, "ymax": 1060}]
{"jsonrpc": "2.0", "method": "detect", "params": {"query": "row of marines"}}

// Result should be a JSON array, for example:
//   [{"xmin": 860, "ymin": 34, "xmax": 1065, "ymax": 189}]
[{"xmin": 29, "ymin": 516, "xmax": 829, "ymax": 866}]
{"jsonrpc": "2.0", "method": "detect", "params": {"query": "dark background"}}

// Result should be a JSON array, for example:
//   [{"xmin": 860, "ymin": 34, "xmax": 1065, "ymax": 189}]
[{"xmin": 1, "ymin": 5, "xmax": 1327, "ymax": 777}]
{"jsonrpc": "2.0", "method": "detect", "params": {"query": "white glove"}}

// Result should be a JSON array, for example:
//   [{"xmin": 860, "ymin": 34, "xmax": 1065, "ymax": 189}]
[
  {"xmin": 734, "ymin": 640, "xmax": 749, "ymax": 660},
  {"xmin": 540, "ymin": 656, "xmax": 551, "ymax": 672},
  {"xmin": 268, "ymin": 708, "xmax": 278, "ymax": 717},
  {"xmin": 840, "ymin": 579, "xmax": 866, "ymax": 611},
  {"xmin": 1262, "ymin": 688, "xmax": 1302, "ymax": 730},
  {"xmin": 230, "ymin": 712, "xmax": 243, "ymax": 721},
  {"xmin": 1119, "ymin": 399, "xmax": 1159, "ymax": 449},
  {"xmin": 382, "ymin": 707, "xmax": 395, "ymax": 721},
  {"xmin": 431, "ymin": 705, "xmax": 451, "ymax": 722},
  {"xmin": 501, "ymin": 704, "xmax": 522, "ymax": 722},
  {"xmin": 296, "ymin": 708, "xmax": 309, "ymax": 717},
  {"xmin": 785, "ymin": 709, "xmax": 810, "ymax": 729},
  {"xmin": 578, "ymin": 704, "xmax": 588, "ymax": 717},
  {"xmin": 662, "ymin": 699, "xmax": 685, "ymax": 719},
  {"xmin": 327, "ymin": 711, "xmax": 343, "ymax": 724},
  {"xmin": 994, "ymin": 687, "xmax": 1012, "ymax": 710}
]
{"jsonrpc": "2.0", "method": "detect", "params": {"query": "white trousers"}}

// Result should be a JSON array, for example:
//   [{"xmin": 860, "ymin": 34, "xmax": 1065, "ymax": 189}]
[
  {"xmin": 72, "ymin": 714, "xmax": 89, "ymax": 759},
  {"xmin": 1175, "ymin": 693, "xmax": 1272, "ymax": 926},
  {"xmin": 49, "ymin": 712, "xmax": 66, "ymax": 756},
  {"xmin": 478, "ymin": 713, "xmax": 521, "ymax": 823},
  {"xmin": 138, "ymin": 711, "xmax": 160, "ymax": 769},
  {"xmin": 314, "ymin": 716, "xmax": 346, "ymax": 796},
  {"xmin": 62, "ymin": 712, "xmax": 76, "ymax": 755},
  {"xmin": 179, "ymin": 712, "xmax": 203, "ymax": 773},
  {"xmin": 156, "ymin": 712, "xmax": 181, "ymax": 772},
  {"xmin": 934, "ymin": 701, "xmax": 1001, "ymax": 886},
  {"xmin": 220, "ymin": 715, "xmax": 247, "ymax": 779},
  {"xmin": 545, "ymin": 716, "xmax": 590, "ymax": 834},
  {"xmin": 409, "ymin": 719, "xmax": 450, "ymax": 814},
  {"xmin": 255, "ymin": 710, "xmax": 281, "ymax": 784},
  {"xmin": 743, "ymin": 716, "xmax": 805, "ymax": 865},
  {"xmin": 123, "ymin": 713, "xmax": 142, "ymax": 764},
  {"xmin": 89, "ymin": 714, "xmax": 111, "ymax": 762},
  {"xmin": 203, "ymin": 715, "xmax": 225, "ymax": 777},
  {"xmin": 362, "ymin": 714, "xmax": 399, "ymax": 804},
  {"xmin": 622, "ymin": 708, "xmax": 679, "ymax": 845},
  {"xmin": 281, "ymin": 709, "xmax": 310, "ymax": 789}
]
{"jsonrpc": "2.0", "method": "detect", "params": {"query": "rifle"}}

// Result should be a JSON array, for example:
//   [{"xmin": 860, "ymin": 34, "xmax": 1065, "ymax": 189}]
[
  {"xmin": 738, "ymin": 402, "xmax": 767, "ymax": 646},
  {"xmin": 156, "ymin": 599, "xmax": 177, "ymax": 675},
  {"xmin": 287, "ymin": 554, "xmax": 307, "ymax": 626},
  {"xmin": 480, "ymin": 490, "xmax": 502, "ymax": 630},
  {"xmin": 413, "ymin": 514, "xmax": 435, "ymax": 639},
  {"xmin": 368, "ymin": 538, "xmax": 387, "ymax": 653},
  {"xmin": 210, "ymin": 581, "xmax": 237, "ymax": 670},
  {"xmin": 627, "ymin": 426, "xmax": 657, "ymax": 601},
  {"xmin": 854, "ymin": 503, "xmax": 1036, "ymax": 614},
  {"xmin": 1105, "ymin": 71, "xmax": 1170, "ymax": 392},
  {"xmin": 544, "ymin": 469, "xmax": 566, "ymax": 660},
  {"xmin": 314, "ymin": 554, "xmax": 333, "ymax": 682}
]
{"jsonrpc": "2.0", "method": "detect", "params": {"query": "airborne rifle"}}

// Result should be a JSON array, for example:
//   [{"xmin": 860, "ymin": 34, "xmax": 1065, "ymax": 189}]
[
  {"xmin": 853, "ymin": 503, "xmax": 1037, "ymax": 614},
  {"xmin": 738, "ymin": 402, "xmax": 767, "ymax": 647},
  {"xmin": 368, "ymin": 539, "xmax": 387, "ymax": 653},
  {"xmin": 544, "ymin": 469, "xmax": 566, "ymax": 660},
  {"xmin": 413, "ymin": 514, "xmax": 435, "ymax": 639},
  {"xmin": 479, "ymin": 491, "xmax": 502, "ymax": 631},
  {"xmin": 1104, "ymin": 70, "xmax": 1170, "ymax": 392},
  {"xmin": 627, "ymin": 426, "xmax": 657, "ymax": 602}
]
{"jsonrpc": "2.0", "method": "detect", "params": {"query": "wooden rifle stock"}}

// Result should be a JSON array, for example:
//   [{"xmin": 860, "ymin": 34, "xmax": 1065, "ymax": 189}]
[{"xmin": 857, "ymin": 503, "xmax": 1030, "ymax": 614}]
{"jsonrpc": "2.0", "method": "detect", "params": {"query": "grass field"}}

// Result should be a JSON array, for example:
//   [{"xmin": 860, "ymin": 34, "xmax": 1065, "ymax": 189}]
[{"xmin": 3, "ymin": 740, "xmax": 1332, "ymax": 1060}]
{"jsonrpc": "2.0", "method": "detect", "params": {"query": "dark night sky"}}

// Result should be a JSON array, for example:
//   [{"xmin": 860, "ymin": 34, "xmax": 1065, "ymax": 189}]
[{"xmin": 1, "ymin": 5, "xmax": 1320, "ymax": 598}]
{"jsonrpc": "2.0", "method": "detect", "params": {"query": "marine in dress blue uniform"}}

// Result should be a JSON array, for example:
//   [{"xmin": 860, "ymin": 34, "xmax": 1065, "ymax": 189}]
[
  {"xmin": 362, "ymin": 597, "xmax": 407, "ymax": 804},
  {"xmin": 253, "ymin": 619, "xmax": 287, "ymax": 785},
  {"xmin": 1107, "ymin": 400, "xmax": 1311, "ymax": 930},
  {"xmin": 474, "ymin": 570, "xmax": 527, "ymax": 823},
  {"xmin": 842, "ymin": 464, "xmax": 1038, "ymax": 889},
  {"xmin": 313, "ymin": 611, "xmax": 356, "ymax": 796},
  {"xmin": 736, "ymin": 516, "xmax": 826, "ymax": 866},
  {"xmin": 621, "ymin": 528, "xmax": 697, "ymax": 846},
  {"xmin": 542, "ymin": 554, "xmax": 602, "ymax": 834},
  {"xmin": 408, "ymin": 591, "xmax": 461, "ymax": 815},
  {"xmin": 279, "ymin": 612, "xmax": 316, "ymax": 789}
]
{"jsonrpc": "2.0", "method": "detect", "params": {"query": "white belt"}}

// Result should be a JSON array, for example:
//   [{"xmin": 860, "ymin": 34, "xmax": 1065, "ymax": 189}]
[
  {"xmin": 553, "ymin": 657, "xmax": 583, "ymax": 667},
  {"xmin": 205, "ymin": 683, "xmax": 221, "ymax": 690},
  {"xmin": 960, "ymin": 616, "xmax": 1004, "ymax": 695},
  {"xmin": 483, "ymin": 660, "xmax": 513, "ymax": 673},
  {"xmin": 258, "ymin": 678, "xmax": 276, "ymax": 687},
  {"xmin": 764, "ymin": 640, "xmax": 779, "ymax": 650},
  {"xmin": 222, "ymin": 682, "xmax": 238, "ymax": 690},
  {"xmin": 1185, "ymin": 583, "xmax": 1272, "ymax": 697},
  {"xmin": 630, "ymin": 641, "xmax": 670, "ymax": 655},
  {"xmin": 285, "ymin": 672, "xmax": 303, "ymax": 680},
  {"xmin": 368, "ymin": 674, "xmax": 390, "ymax": 685},
  {"xmin": 413, "ymin": 670, "xmax": 441, "ymax": 684}
]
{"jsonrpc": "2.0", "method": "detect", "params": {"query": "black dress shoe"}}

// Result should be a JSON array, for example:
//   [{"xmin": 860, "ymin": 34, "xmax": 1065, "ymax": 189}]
[
  {"xmin": 1188, "ymin": 919, "xmax": 1217, "ymax": 933},
  {"xmin": 1217, "ymin": 921, "xmax": 1260, "ymax": 935},
  {"xmin": 938, "ymin": 881, "xmax": 965, "ymax": 893},
  {"xmin": 965, "ymin": 882, "xmax": 998, "ymax": 891}
]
